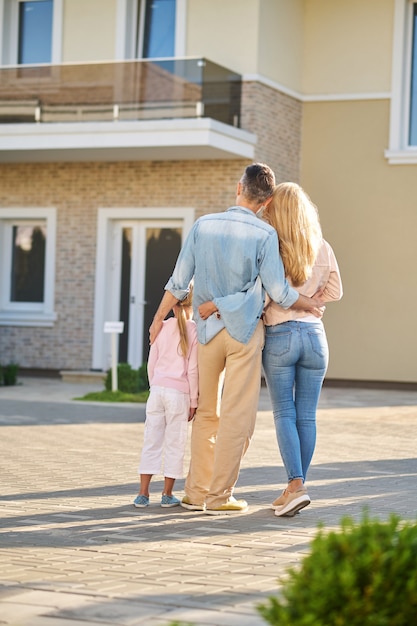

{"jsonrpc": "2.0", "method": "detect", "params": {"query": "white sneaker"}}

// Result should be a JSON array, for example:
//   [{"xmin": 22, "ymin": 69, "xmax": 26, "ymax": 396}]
[{"xmin": 274, "ymin": 488, "xmax": 310, "ymax": 517}]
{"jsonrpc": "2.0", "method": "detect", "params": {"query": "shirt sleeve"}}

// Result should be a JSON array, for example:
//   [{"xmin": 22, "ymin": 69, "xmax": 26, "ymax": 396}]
[
  {"xmin": 258, "ymin": 230, "xmax": 299, "ymax": 309},
  {"xmin": 321, "ymin": 242, "xmax": 343, "ymax": 302},
  {"xmin": 165, "ymin": 223, "xmax": 197, "ymax": 301}
]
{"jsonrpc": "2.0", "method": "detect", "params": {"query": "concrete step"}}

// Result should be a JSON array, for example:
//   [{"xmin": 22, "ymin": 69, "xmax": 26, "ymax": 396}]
[{"xmin": 60, "ymin": 370, "xmax": 107, "ymax": 385}]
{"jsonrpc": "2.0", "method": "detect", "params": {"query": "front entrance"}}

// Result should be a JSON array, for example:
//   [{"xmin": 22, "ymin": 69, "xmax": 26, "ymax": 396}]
[
  {"xmin": 92, "ymin": 208, "xmax": 194, "ymax": 372},
  {"xmin": 116, "ymin": 221, "xmax": 182, "ymax": 367}
]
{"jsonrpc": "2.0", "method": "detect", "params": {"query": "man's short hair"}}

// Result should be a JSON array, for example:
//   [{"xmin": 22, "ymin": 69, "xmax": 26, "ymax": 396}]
[{"xmin": 240, "ymin": 163, "xmax": 276, "ymax": 203}]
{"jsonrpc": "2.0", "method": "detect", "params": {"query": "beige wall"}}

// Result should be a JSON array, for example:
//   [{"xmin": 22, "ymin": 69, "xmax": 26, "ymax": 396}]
[
  {"xmin": 258, "ymin": 0, "xmax": 304, "ymax": 91},
  {"xmin": 301, "ymin": 98, "xmax": 417, "ymax": 383},
  {"xmin": 187, "ymin": 0, "xmax": 304, "ymax": 89},
  {"xmin": 187, "ymin": 0, "xmax": 261, "ymax": 73},
  {"xmin": 303, "ymin": 0, "xmax": 394, "ymax": 94},
  {"xmin": 62, "ymin": 0, "xmax": 116, "ymax": 63},
  {"xmin": 187, "ymin": 0, "xmax": 394, "ymax": 94}
]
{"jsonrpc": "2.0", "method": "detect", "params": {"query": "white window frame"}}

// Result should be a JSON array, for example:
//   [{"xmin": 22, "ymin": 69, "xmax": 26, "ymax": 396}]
[
  {"xmin": 386, "ymin": 0, "xmax": 417, "ymax": 164},
  {"xmin": 0, "ymin": 0, "xmax": 63, "ymax": 66},
  {"xmin": 115, "ymin": 0, "xmax": 186, "ymax": 60},
  {"xmin": 0, "ymin": 208, "xmax": 57, "ymax": 326}
]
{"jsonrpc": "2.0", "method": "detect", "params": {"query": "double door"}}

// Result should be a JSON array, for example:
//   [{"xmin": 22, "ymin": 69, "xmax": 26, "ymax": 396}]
[{"xmin": 111, "ymin": 220, "xmax": 182, "ymax": 368}]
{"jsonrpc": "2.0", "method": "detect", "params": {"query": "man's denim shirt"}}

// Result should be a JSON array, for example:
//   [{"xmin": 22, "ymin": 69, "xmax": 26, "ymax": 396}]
[{"xmin": 165, "ymin": 206, "xmax": 299, "ymax": 345}]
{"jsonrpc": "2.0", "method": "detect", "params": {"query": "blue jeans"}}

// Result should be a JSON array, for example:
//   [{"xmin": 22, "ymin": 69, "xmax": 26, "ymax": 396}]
[{"xmin": 262, "ymin": 321, "xmax": 329, "ymax": 483}]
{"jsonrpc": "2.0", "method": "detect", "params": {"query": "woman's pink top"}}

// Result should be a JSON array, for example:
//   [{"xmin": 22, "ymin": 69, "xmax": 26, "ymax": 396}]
[
  {"xmin": 263, "ymin": 239, "xmax": 343, "ymax": 326},
  {"xmin": 147, "ymin": 317, "xmax": 199, "ymax": 407}
]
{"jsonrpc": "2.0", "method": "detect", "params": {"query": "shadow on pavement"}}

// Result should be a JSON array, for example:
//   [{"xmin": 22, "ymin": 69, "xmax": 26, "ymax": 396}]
[{"xmin": 0, "ymin": 400, "xmax": 145, "ymax": 425}]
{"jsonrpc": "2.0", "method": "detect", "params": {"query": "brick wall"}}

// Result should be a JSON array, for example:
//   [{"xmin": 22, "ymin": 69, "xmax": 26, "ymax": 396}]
[
  {"xmin": 241, "ymin": 81, "xmax": 302, "ymax": 182},
  {"xmin": 0, "ymin": 81, "xmax": 302, "ymax": 372},
  {"xmin": 0, "ymin": 160, "xmax": 249, "ymax": 370}
]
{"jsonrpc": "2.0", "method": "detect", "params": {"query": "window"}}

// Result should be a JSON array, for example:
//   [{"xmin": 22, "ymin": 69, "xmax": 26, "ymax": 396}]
[
  {"xmin": 0, "ymin": 0, "xmax": 62, "ymax": 65},
  {"xmin": 18, "ymin": 0, "xmax": 53, "ymax": 64},
  {"xmin": 10, "ymin": 223, "xmax": 46, "ymax": 301},
  {"xmin": 116, "ymin": 0, "xmax": 185, "ymax": 59},
  {"xmin": 409, "ymin": 3, "xmax": 417, "ymax": 145},
  {"xmin": 386, "ymin": 0, "xmax": 417, "ymax": 162},
  {"xmin": 140, "ymin": 0, "xmax": 176, "ymax": 58},
  {"xmin": 0, "ymin": 208, "xmax": 57, "ymax": 327}
]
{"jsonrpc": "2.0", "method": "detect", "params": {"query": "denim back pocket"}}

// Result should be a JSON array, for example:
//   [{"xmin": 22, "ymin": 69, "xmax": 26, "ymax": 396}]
[
  {"xmin": 264, "ymin": 326, "xmax": 292, "ymax": 357},
  {"xmin": 307, "ymin": 326, "xmax": 328, "ymax": 358}
]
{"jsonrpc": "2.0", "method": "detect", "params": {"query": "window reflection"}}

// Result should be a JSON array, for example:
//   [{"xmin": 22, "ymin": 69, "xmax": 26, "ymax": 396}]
[
  {"xmin": 142, "ymin": 227, "xmax": 181, "ymax": 362},
  {"xmin": 11, "ymin": 224, "xmax": 46, "ymax": 302},
  {"xmin": 119, "ymin": 228, "xmax": 132, "ymax": 363},
  {"xmin": 18, "ymin": 0, "xmax": 53, "ymax": 64},
  {"xmin": 143, "ymin": 0, "xmax": 176, "ymax": 58}
]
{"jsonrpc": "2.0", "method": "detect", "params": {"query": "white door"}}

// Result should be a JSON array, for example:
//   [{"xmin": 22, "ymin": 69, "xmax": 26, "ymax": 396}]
[
  {"xmin": 93, "ymin": 208, "xmax": 194, "ymax": 372},
  {"xmin": 110, "ymin": 220, "xmax": 183, "ymax": 368}
]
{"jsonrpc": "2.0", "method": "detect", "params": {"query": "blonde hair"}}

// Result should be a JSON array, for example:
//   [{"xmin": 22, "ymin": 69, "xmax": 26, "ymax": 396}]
[
  {"xmin": 175, "ymin": 284, "xmax": 193, "ymax": 357},
  {"xmin": 264, "ymin": 182, "xmax": 322, "ymax": 286}
]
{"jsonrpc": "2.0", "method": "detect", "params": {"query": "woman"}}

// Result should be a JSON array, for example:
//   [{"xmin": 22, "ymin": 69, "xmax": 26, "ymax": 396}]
[{"xmin": 262, "ymin": 182, "xmax": 343, "ymax": 517}]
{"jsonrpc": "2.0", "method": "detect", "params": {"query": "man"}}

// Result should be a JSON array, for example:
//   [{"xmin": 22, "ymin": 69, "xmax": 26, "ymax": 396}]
[{"xmin": 149, "ymin": 163, "xmax": 323, "ymax": 515}]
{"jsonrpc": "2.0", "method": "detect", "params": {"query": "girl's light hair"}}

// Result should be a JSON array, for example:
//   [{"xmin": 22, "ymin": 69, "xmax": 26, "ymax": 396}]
[
  {"xmin": 176, "ymin": 284, "xmax": 193, "ymax": 357},
  {"xmin": 264, "ymin": 182, "xmax": 322, "ymax": 286}
]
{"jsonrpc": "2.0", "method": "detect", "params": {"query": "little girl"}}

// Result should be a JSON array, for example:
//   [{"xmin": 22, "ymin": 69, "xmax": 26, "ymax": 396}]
[{"xmin": 133, "ymin": 286, "xmax": 198, "ymax": 508}]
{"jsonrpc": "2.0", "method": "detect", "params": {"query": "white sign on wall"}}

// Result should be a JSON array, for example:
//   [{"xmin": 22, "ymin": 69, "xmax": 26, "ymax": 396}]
[{"xmin": 104, "ymin": 321, "xmax": 124, "ymax": 334}]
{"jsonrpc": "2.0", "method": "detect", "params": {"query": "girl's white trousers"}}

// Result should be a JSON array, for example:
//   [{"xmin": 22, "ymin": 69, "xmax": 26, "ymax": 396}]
[{"xmin": 138, "ymin": 386, "xmax": 190, "ymax": 479}]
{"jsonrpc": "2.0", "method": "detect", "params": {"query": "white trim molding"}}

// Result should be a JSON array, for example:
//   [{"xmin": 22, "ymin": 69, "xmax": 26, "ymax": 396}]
[
  {"xmin": 243, "ymin": 73, "xmax": 391, "ymax": 103},
  {"xmin": 51, "ymin": 0, "xmax": 64, "ymax": 64},
  {"xmin": 384, "ymin": 149, "xmax": 417, "ymax": 164},
  {"xmin": 0, "ymin": 0, "xmax": 63, "ymax": 65},
  {"xmin": 115, "ymin": 0, "xmax": 186, "ymax": 60},
  {"xmin": 385, "ymin": 0, "xmax": 417, "ymax": 164},
  {"xmin": 0, "ymin": 207, "xmax": 57, "ymax": 327},
  {"xmin": 302, "ymin": 92, "xmax": 391, "ymax": 103},
  {"xmin": 175, "ymin": 0, "xmax": 187, "ymax": 58}
]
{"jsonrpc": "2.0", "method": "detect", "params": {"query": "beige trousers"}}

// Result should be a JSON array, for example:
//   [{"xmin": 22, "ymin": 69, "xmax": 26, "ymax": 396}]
[{"xmin": 185, "ymin": 320, "xmax": 264, "ymax": 508}]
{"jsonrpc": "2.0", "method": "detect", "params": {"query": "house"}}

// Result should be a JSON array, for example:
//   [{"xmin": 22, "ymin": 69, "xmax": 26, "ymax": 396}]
[{"xmin": 0, "ymin": 0, "xmax": 416, "ymax": 386}]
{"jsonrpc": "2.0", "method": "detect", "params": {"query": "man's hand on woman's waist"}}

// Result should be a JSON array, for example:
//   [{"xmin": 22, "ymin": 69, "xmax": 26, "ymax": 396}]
[{"xmin": 292, "ymin": 293, "xmax": 325, "ymax": 318}]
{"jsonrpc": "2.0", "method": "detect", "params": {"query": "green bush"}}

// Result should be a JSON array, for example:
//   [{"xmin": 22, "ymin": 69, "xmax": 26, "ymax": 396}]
[
  {"xmin": 137, "ymin": 362, "xmax": 149, "ymax": 391},
  {"xmin": 105, "ymin": 362, "xmax": 148, "ymax": 393},
  {"xmin": 258, "ymin": 512, "xmax": 417, "ymax": 626},
  {"xmin": 1, "ymin": 363, "xmax": 19, "ymax": 386}
]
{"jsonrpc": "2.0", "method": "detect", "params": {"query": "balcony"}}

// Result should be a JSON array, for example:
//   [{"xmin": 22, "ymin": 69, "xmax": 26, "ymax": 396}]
[{"xmin": 0, "ymin": 58, "xmax": 256, "ymax": 163}]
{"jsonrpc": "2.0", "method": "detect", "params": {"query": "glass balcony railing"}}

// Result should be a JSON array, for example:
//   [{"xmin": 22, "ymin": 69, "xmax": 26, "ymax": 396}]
[{"xmin": 0, "ymin": 58, "xmax": 242, "ymax": 127}]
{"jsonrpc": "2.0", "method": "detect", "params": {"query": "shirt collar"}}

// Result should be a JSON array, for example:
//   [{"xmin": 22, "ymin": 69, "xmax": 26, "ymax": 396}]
[{"xmin": 226, "ymin": 205, "xmax": 256, "ymax": 216}]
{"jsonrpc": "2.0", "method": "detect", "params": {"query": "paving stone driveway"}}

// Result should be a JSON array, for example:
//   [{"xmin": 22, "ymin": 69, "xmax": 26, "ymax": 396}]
[{"xmin": 1, "ymin": 378, "xmax": 417, "ymax": 625}]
